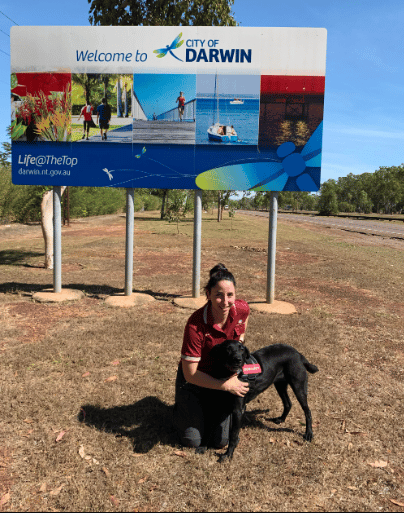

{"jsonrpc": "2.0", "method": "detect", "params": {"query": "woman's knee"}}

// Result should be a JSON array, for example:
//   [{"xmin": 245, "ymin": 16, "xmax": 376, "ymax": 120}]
[
  {"xmin": 173, "ymin": 404, "xmax": 203, "ymax": 448},
  {"xmin": 179, "ymin": 427, "xmax": 202, "ymax": 448}
]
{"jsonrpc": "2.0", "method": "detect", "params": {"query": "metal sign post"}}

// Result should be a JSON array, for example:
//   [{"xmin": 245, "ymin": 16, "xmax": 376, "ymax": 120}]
[
  {"xmin": 125, "ymin": 188, "xmax": 135, "ymax": 296},
  {"xmin": 267, "ymin": 191, "xmax": 278, "ymax": 304},
  {"xmin": 192, "ymin": 190, "xmax": 202, "ymax": 298}
]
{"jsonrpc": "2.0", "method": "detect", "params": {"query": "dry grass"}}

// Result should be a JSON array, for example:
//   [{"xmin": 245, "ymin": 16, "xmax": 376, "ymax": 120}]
[{"xmin": 0, "ymin": 211, "xmax": 403, "ymax": 512}]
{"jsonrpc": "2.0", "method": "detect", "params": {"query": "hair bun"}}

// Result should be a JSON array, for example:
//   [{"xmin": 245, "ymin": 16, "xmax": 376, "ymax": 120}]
[
  {"xmin": 205, "ymin": 264, "xmax": 236, "ymax": 295},
  {"xmin": 209, "ymin": 263, "xmax": 228, "ymax": 277}
]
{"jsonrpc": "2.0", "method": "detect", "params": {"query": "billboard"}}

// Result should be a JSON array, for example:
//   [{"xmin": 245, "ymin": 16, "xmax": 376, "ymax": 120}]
[{"xmin": 10, "ymin": 27, "xmax": 326, "ymax": 191}]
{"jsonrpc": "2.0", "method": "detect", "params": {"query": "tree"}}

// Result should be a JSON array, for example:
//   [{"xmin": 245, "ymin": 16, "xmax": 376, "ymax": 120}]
[
  {"xmin": 72, "ymin": 73, "xmax": 100, "ymax": 104},
  {"xmin": 317, "ymin": 180, "xmax": 339, "ymax": 216},
  {"xmin": 372, "ymin": 166, "xmax": 404, "ymax": 214},
  {"xmin": 164, "ymin": 190, "xmax": 193, "ymax": 233},
  {"xmin": 88, "ymin": 0, "xmax": 237, "ymax": 26},
  {"xmin": 217, "ymin": 190, "xmax": 233, "ymax": 221},
  {"xmin": 357, "ymin": 190, "xmax": 373, "ymax": 214},
  {"xmin": 201, "ymin": 190, "xmax": 218, "ymax": 213},
  {"xmin": 41, "ymin": 187, "xmax": 66, "ymax": 269},
  {"xmin": 0, "ymin": 142, "xmax": 11, "ymax": 166}
]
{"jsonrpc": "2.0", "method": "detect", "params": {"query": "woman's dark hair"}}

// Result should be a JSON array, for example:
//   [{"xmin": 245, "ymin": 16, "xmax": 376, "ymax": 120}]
[{"xmin": 205, "ymin": 263, "xmax": 236, "ymax": 296}]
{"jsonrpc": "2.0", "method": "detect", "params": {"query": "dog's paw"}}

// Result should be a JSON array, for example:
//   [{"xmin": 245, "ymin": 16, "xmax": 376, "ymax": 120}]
[
  {"xmin": 195, "ymin": 446, "xmax": 208, "ymax": 455},
  {"xmin": 218, "ymin": 453, "xmax": 231, "ymax": 463},
  {"xmin": 270, "ymin": 416, "xmax": 285, "ymax": 425},
  {"xmin": 303, "ymin": 432, "xmax": 313, "ymax": 442}
]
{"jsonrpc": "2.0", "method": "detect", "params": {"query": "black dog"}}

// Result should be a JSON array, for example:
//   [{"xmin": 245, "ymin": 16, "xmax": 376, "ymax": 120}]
[{"xmin": 205, "ymin": 340, "xmax": 319, "ymax": 462}]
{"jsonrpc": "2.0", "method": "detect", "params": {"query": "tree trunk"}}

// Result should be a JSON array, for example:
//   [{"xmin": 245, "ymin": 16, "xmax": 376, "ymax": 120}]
[
  {"xmin": 161, "ymin": 189, "xmax": 168, "ymax": 219},
  {"xmin": 41, "ymin": 187, "xmax": 66, "ymax": 269},
  {"xmin": 217, "ymin": 192, "xmax": 221, "ymax": 222}
]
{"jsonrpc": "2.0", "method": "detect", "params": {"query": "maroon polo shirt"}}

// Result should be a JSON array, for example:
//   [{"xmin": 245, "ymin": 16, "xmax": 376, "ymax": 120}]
[{"xmin": 181, "ymin": 299, "xmax": 250, "ymax": 376}]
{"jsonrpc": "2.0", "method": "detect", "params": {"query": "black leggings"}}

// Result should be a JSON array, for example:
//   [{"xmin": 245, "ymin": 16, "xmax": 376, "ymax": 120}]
[{"xmin": 173, "ymin": 365, "xmax": 231, "ymax": 449}]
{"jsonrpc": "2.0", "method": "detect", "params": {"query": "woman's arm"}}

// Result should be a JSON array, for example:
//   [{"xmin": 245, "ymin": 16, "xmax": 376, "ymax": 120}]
[
  {"xmin": 239, "ymin": 314, "xmax": 249, "ymax": 343},
  {"xmin": 182, "ymin": 360, "xmax": 249, "ymax": 397}
]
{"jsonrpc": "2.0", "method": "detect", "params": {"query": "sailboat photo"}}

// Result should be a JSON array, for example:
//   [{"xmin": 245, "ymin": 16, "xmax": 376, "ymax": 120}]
[
  {"xmin": 230, "ymin": 98, "xmax": 244, "ymax": 105},
  {"xmin": 207, "ymin": 74, "xmax": 238, "ymax": 143}
]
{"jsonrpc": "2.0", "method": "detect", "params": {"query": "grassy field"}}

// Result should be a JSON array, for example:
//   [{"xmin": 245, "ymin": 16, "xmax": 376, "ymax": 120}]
[{"xmin": 0, "ymin": 211, "xmax": 403, "ymax": 512}]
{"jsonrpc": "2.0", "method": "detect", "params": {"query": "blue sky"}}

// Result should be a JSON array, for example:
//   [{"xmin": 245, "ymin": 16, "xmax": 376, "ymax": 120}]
[
  {"xmin": 133, "ymin": 74, "xmax": 196, "ymax": 119},
  {"xmin": 196, "ymin": 74, "xmax": 260, "ymax": 97},
  {"xmin": 2, "ymin": 0, "xmax": 404, "ymax": 183}
]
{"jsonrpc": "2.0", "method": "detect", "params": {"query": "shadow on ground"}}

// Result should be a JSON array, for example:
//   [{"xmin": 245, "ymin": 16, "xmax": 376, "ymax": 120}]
[
  {"xmin": 243, "ymin": 408, "xmax": 295, "ymax": 435},
  {"xmin": 0, "ymin": 250, "xmax": 43, "ymax": 266},
  {"xmin": 78, "ymin": 396, "xmax": 178, "ymax": 453},
  {"xmin": 0, "ymin": 282, "xmax": 183, "ymax": 301},
  {"xmin": 77, "ymin": 399, "xmax": 295, "ymax": 454}
]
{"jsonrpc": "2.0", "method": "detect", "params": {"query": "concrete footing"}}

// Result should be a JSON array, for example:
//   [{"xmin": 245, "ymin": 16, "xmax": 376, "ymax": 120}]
[
  {"xmin": 104, "ymin": 293, "xmax": 156, "ymax": 308},
  {"xmin": 249, "ymin": 300, "xmax": 297, "ymax": 315},
  {"xmin": 173, "ymin": 296, "xmax": 207, "ymax": 310},
  {"xmin": 32, "ymin": 289, "xmax": 84, "ymax": 303}
]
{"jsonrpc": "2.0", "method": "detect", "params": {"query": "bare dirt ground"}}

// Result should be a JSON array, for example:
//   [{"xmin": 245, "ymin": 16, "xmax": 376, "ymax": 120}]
[{"xmin": 0, "ymin": 211, "xmax": 403, "ymax": 512}]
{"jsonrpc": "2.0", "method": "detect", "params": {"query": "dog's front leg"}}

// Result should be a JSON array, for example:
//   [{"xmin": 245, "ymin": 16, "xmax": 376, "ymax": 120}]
[{"xmin": 218, "ymin": 406, "xmax": 243, "ymax": 463}]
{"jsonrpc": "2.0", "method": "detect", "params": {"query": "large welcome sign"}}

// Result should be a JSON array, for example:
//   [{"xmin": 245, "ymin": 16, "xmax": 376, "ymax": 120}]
[{"xmin": 11, "ymin": 27, "xmax": 326, "ymax": 191}]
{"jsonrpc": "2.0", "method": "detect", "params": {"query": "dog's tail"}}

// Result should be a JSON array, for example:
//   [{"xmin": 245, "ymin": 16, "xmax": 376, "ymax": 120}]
[{"xmin": 301, "ymin": 354, "xmax": 319, "ymax": 374}]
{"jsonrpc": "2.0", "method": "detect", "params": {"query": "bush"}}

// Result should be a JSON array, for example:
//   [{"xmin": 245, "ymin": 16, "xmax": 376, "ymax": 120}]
[
  {"xmin": 317, "ymin": 181, "xmax": 339, "ymax": 216},
  {"xmin": 0, "ymin": 174, "xmax": 127, "ymax": 223},
  {"xmin": 69, "ymin": 187, "xmax": 126, "ymax": 218},
  {"xmin": 0, "ymin": 165, "xmax": 47, "ymax": 222},
  {"xmin": 143, "ymin": 194, "xmax": 161, "ymax": 211},
  {"xmin": 338, "ymin": 201, "xmax": 356, "ymax": 213}
]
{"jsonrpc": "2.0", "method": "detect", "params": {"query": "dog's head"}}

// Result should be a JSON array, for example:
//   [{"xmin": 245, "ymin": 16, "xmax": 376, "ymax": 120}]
[{"xmin": 209, "ymin": 340, "xmax": 251, "ymax": 377}]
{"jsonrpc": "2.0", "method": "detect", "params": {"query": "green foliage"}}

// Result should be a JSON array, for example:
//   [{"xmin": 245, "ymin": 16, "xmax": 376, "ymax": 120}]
[
  {"xmin": 338, "ymin": 201, "xmax": 356, "ymax": 213},
  {"xmin": 0, "ymin": 163, "xmax": 14, "ymax": 220},
  {"xmin": 0, "ymin": 178, "xmax": 47, "ymax": 223},
  {"xmin": 68, "ymin": 187, "xmax": 126, "ymax": 217},
  {"xmin": 72, "ymin": 73, "xmax": 132, "ymax": 115},
  {"xmin": 202, "ymin": 190, "xmax": 218, "ymax": 212},
  {"xmin": 131, "ymin": 190, "xmax": 162, "ymax": 212},
  {"xmin": 0, "ymin": 172, "xmax": 127, "ymax": 222},
  {"xmin": 248, "ymin": 191, "xmax": 317, "ymax": 212},
  {"xmin": 0, "ymin": 155, "xmax": 50, "ymax": 222},
  {"xmin": 357, "ymin": 190, "xmax": 373, "ymax": 214},
  {"xmin": 335, "ymin": 166, "xmax": 404, "ymax": 214},
  {"xmin": 142, "ymin": 193, "xmax": 162, "ymax": 211},
  {"xmin": 88, "ymin": 0, "xmax": 237, "ymax": 27},
  {"xmin": 228, "ymin": 207, "xmax": 235, "ymax": 230},
  {"xmin": 317, "ymin": 180, "xmax": 339, "ymax": 216},
  {"xmin": 0, "ymin": 142, "xmax": 11, "ymax": 167},
  {"xmin": 164, "ymin": 190, "xmax": 193, "ymax": 233}
]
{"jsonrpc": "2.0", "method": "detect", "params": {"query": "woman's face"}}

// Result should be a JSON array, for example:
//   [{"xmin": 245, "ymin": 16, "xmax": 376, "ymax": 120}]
[{"xmin": 207, "ymin": 279, "xmax": 236, "ymax": 319}]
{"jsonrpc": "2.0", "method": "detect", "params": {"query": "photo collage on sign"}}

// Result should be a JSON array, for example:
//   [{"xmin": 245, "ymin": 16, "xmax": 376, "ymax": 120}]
[
  {"xmin": 11, "ymin": 71, "xmax": 324, "ymax": 148},
  {"xmin": 11, "ymin": 72, "xmax": 72, "ymax": 143}
]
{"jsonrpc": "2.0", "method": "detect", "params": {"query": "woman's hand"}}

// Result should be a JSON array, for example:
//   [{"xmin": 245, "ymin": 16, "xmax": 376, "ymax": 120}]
[
  {"xmin": 221, "ymin": 374, "xmax": 249, "ymax": 397},
  {"xmin": 182, "ymin": 361, "xmax": 249, "ymax": 396}
]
